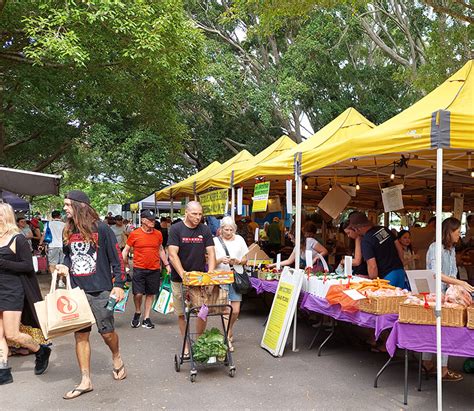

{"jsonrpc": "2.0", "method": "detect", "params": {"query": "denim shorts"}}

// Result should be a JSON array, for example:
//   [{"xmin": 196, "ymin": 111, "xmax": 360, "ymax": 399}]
[{"xmin": 222, "ymin": 283, "xmax": 242, "ymax": 302}]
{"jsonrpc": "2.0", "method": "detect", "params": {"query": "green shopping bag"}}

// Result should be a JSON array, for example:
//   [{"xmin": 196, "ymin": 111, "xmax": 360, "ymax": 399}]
[{"xmin": 152, "ymin": 274, "xmax": 174, "ymax": 314}]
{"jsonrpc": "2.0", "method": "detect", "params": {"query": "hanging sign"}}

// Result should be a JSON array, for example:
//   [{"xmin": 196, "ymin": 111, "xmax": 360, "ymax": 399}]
[
  {"xmin": 180, "ymin": 198, "xmax": 188, "ymax": 215},
  {"xmin": 305, "ymin": 250, "xmax": 313, "ymax": 269},
  {"xmin": 381, "ymin": 184, "xmax": 404, "ymax": 212},
  {"xmin": 451, "ymin": 193, "xmax": 464, "ymax": 221},
  {"xmin": 252, "ymin": 182, "xmax": 271, "ymax": 213},
  {"xmin": 199, "ymin": 189, "xmax": 229, "ymax": 216},
  {"xmin": 286, "ymin": 180, "xmax": 293, "ymax": 214},
  {"xmin": 261, "ymin": 267, "xmax": 304, "ymax": 357},
  {"xmin": 237, "ymin": 187, "xmax": 243, "ymax": 216}
]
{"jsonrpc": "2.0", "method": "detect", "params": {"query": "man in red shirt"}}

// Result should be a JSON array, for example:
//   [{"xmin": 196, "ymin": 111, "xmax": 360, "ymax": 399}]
[{"xmin": 122, "ymin": 210, "xmax": 170, "ymax": 329}]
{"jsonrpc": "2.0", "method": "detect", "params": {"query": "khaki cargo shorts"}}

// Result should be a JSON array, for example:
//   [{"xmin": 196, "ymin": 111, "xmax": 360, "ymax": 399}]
[{"xmin": 171, "ymin": 281, "xmax": 185, "ymax": 316}]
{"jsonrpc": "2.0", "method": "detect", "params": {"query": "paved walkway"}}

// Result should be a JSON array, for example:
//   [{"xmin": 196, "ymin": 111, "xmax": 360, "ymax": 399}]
[{"xmin": 3, "ymin": 273, "xmax": 473, "ymax": 410}]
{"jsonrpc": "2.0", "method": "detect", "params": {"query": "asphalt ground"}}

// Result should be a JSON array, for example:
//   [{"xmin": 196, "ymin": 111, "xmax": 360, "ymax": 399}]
[{"xmin": 2, "ymin": 273, "xmax": 473, "ymax": 410}]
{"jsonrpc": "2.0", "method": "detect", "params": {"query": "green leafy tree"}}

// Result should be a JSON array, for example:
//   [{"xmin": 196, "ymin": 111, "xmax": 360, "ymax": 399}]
[{"xmin": 0, "ymin": 0, "xmax": 204, "ymax": 195}]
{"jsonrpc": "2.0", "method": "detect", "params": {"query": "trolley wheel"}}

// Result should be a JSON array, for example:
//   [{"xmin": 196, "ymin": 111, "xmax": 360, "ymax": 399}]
[
  {"xmin": 174, "ymin": 354, "xmax": 180, "ymax": 372},
  {"xmin": 229, "ymin": 368, "xmax": 236, "ymax": 378},
  {"xmin": 190, "ymin": 373, "xmax": 197, "ymax": 383}
]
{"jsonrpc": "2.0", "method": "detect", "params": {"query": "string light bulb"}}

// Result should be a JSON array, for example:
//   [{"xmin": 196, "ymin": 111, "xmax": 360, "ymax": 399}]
[
  {"xmin": 329, "ymin": 179, "xmax": 333, "ymax": 191},
  {"xmin": 390, "ymin": 164, "xmax": 396, "ymax": 180},
  {"xmin": 355, "ymin": 176, "xmax": 360, "ymax": 191},
  {"xmin": 303, "ymin": 177, "xmax": 308, "ymax": 190},
  {"xmin": 471, "ymin": 169, "xmax": 474, "ymax": 178}
]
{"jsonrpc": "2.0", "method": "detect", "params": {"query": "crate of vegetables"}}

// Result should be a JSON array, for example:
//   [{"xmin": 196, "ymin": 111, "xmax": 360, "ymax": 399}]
[{"xmin": 258, "ymin": 267, "xmax": 281, "ymax": 281}]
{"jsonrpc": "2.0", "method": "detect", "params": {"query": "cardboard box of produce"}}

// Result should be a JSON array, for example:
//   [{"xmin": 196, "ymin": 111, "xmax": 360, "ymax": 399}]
[
  {"xmin": 183, "ymin": 271, "xmax": 234, "ymax": 286},
  {"xmin": 246, "ymin": 243, "xmax": 272, "ymax": 266}
]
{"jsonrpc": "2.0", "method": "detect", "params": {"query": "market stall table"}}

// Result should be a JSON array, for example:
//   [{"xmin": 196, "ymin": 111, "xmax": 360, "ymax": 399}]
[
  {"xmin": 378, "ymin": 321, "xmax": 474, "ymax": 405},
  {"xmin": 250, "ymin": 277, "xmax": 398, "ymax": 354}
]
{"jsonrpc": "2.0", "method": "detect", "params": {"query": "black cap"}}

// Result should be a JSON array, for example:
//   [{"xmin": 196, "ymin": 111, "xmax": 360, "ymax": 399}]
[
  {"xmin": 141, "ymin": 209, "xmax": 156, "ymax": 221},
  {"xmin": 65, "ymin": 190, "xmax": 91, "ymax": 205}
]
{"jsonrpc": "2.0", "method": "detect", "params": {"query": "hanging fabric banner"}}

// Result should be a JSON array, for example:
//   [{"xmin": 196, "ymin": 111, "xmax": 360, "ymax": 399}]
[
  {"xmin": 252, "ymin": 182, "xmax": 271, "ymax": 213},
  {"xmin": 237, "ymin": 187, "xmax": 243, "ymax": 216},
  {"xmin": 199, "ymin": 189, "xmax": 229, "ymax": 216}
]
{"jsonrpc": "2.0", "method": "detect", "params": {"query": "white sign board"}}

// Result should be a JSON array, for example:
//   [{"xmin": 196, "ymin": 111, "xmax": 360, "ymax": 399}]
[
  {"xmin": 261, "ymin": 267, "xmax": 304, "ymax": 357},
  {"xmin": 381, "ymin": 184, "xmax": 404, "ymax": 212}
]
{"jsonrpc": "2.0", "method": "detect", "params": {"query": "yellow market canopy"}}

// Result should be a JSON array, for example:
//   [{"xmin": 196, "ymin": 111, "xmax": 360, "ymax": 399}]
[
  {"xmin": 298, "ymin": 60, "xmax": 474, "ymax": 209},
  {"xmin": 245, "ymin": 107, "xmax": 376, "ymax": 179},
  {"xmin": 203, "ymin": 136, "xmax": 297, "ymax": 191},
  {"xmin": 194, "ymin": 149, "xmax": 255, "ymax": 193},
  {"xmin": 303, "ymin": 59, "xmax": 474, "ymax": 173},
  {"xmin": 155, "ymin": 161, "xmax": 221, "ymax": 200}
]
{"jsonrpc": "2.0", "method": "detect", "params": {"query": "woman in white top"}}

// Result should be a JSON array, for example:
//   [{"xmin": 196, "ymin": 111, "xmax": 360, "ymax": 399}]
[
  {"xmin": 422, "ymin": 217, "xmax": 473, "ymax": 382},
  {"xmin": 268, "ymin": 221, "xmax": 328, "ymax": 269},
  {"xmin": 213, "ymin": 217, "xmax": 249, "ymax": 352}
]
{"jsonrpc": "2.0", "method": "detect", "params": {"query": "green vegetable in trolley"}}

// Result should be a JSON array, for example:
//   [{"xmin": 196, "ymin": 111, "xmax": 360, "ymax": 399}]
[{"xmin": 192, "ymin": 328, "xmax": 228, "ymax": 363}]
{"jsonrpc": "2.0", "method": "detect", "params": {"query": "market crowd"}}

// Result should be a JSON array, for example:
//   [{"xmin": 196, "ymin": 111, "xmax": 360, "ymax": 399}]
[{"xmin": 1, "ymin": 190, "xmax": 474, "ymax": 396}]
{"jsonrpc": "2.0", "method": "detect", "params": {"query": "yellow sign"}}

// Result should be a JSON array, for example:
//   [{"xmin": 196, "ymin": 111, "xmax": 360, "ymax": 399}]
[
  {"xmin": 199, "ymin": 189, "xmax": 228, "ymax": 216},
  {"xmin": 252, "ymin": 182, "xmax": 270, "ymax": 213},
  {"xmin": 262, "ymin": 281, "xmax": 293, "ymax": 351}
]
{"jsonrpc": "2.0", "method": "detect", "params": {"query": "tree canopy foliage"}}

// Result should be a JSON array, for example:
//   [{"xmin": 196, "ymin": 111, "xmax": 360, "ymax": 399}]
[{"xmin": 0, "ymin": 0, "xmax": 472, "ymax": 213}]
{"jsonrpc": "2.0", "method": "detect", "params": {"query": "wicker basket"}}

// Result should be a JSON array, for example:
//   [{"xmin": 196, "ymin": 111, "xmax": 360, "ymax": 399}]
[
  {"xmin": 467, "ymin": 305, "xmax": 474, "ymax": 329},
  {"xmin": 187, "ymin": 285, "xmax": 228, "ymax": 314},
  {"xmin": 359, "ymin": 296, "xmax": 406, "ymax": 314},
  {"xmin": 399, "ymin": 303, "xmax": 467, "ymax": 327}
]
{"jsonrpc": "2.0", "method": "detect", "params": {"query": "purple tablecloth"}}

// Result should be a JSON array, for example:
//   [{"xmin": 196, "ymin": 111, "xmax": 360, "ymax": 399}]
[
  {"xmin": 250, "ymin": 277, "xmax": 397, "ymax": 339},
  {"xmin": 386, "ymin": 321, "xmax": 474, "ymax": 358},
  {"xmin": 250, "ymin": 277, "xmax": 278, "ymax": 294},
  {"xmin": 300, "ymin": 293, "xmax": 398, "ymax": 339}
]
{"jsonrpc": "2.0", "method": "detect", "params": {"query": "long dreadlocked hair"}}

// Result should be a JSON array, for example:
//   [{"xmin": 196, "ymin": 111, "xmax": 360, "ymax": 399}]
[{"xmin": 63, "ymin": 200, "xmax": 100, "ymax": 246}]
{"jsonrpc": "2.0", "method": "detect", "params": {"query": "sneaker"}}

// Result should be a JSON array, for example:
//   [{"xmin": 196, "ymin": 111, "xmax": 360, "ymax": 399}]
[
  {"xmin": 142, "ymin": 318, "xmax": 155, "ymax": 329},
  {"xmin": 131, "ymin": 313, "xmax": 141, "ymax": 328},
  {"xmin": 34, "ymin": 345, "xmax": 51, "ymax": 375}
]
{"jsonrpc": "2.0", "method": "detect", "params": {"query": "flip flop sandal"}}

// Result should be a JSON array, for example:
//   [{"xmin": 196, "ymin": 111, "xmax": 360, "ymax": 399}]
[
  {"xmin": 112, "ymin": 363, "xmax": 127, "ymax": 380},
  {"xmin": 63, "ymin": 387, "xmax": 93, "ymax": 400},
  {"xmin": 442, "ymin": 370, "xmax": 463, "ymax": 382}
]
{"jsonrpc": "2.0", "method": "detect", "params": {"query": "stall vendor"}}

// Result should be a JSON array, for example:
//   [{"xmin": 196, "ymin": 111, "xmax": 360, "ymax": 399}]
[
  {"xmin": 268, "ymin": 221, "xmax": 328, "ymax": 270},
  {"xmin": 348, "ymin": 212, "xmax": 406, "ymax": 288},
  {"xmin": 342, "ymin": 221, "xmax": 368, "ymax": 276}
]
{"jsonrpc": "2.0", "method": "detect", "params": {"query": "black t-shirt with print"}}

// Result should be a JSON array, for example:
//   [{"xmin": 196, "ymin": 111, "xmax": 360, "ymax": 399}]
[
  {"xmin": 63, "ymin": 221, "xmax": 125, "ymax": 293},
  {"xmin": 168, "ymin": 221, "xmax": 214, "ymax": 283},
  {"xmin": 361, "ymin": 226, "xmax": 403, "ymax": 278}
]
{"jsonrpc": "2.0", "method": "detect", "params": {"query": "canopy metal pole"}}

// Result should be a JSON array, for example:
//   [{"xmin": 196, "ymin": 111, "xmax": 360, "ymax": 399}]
[
  {"xmin": 170, "ymin": 190, "xmax": 174, "ymax": 220},
  {"xmin": 293, "ymin": 152, "xmax": 302, "ymax": 352},
  {"xmin": 193, "ymin": 181, "xmax": 197, "ymax": 202},
  {"xmin": 230, "ymin": 170, "xmax": 235, "ymax": 220},
  {"xmin": 435, "ymin": 147, "xmax": 443, "ymax": 411}
]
